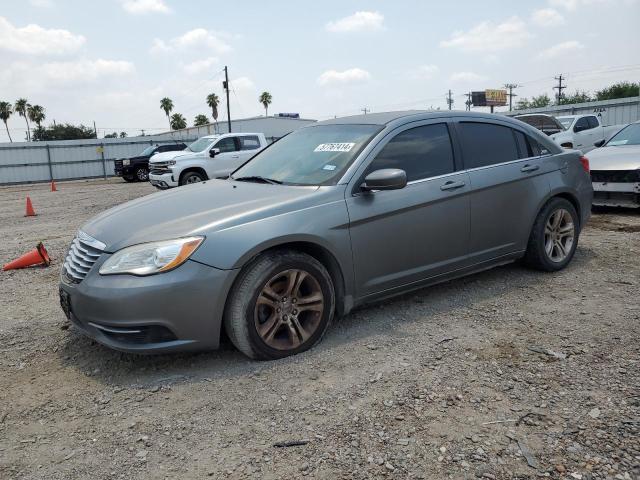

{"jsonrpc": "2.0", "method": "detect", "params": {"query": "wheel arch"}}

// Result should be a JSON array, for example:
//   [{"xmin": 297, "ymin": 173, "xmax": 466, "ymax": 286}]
[
  {"xmin": 179, "ymin": 167, "xmax": 209, "ymax": 183},
  {"xmin": 528, "ymin": 189, "xmax": 582, "ymax": 237}
]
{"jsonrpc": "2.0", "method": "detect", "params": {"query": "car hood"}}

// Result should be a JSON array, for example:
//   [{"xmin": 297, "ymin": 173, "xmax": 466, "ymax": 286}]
[
  {"xmin": 588, "ymin": 145, "xmax": 640, "ymax": 171},
  {"xmin": 81, "ymin": 180, "xmax": 323, "ymax": 252},
  {"xmin": 149, "ymin": 150, "xmax": 191, "ymax": 162}
]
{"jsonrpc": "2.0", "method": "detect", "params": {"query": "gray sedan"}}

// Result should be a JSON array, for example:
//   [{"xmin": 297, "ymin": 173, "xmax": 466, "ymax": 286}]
[{"xmin": 59, "ymin": 111, "xmax": 593, "ymax": 360}]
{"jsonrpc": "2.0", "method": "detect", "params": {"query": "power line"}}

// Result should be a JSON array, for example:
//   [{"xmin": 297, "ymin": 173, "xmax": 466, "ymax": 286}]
[{"xmin": 504, "ymin": 83, "xmax": 520, "ymax": 111}]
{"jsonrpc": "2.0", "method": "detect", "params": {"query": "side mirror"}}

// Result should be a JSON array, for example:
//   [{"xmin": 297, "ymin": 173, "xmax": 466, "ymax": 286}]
[
  {"xmin": 593, "ymin": 139, "xmax": 606, "ymax": 148},
  {"xmin": 361, "ymin": 169, "xmax": 407, "ymax": 191},
  {"xmin": 209, "ymin": 148, "xmax": 220, "ymax": 158}
]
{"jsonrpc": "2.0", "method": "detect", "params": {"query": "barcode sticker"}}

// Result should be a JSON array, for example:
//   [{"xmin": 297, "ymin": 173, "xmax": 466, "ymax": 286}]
[{"xmin": 314, "ymin": 143, "xmax": 355, "ymax": 152}]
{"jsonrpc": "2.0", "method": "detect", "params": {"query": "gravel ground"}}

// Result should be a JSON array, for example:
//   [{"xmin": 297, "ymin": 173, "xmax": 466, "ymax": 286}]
[{"xmin": 0, "ymin": 179, "xmax": 638, "ymax": 480}]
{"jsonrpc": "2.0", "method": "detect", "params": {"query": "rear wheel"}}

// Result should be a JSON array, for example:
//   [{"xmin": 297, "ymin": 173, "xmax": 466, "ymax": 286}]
[
  {"xmin": 180, "ymin": 171, "xmax": 206, "ymax": 186},
  {"xmin": 523, "ymin": 197, "xmax": 579, "ymax": 271},
  {"xmin": 135, "ymin": 167, "xmax": 149, "ymax": 181},
  {"xmin": 224, "ymin": 250, "xmax": 335, "ymax": 360}
]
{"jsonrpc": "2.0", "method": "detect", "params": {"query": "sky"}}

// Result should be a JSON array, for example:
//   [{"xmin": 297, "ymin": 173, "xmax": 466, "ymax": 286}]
[{"xmin": 0, "ymin": 0, "xmax": 639, "ymax": 141}]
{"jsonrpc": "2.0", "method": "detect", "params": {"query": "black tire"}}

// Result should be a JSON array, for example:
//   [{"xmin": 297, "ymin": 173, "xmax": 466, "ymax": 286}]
[
  {"xmin": 523, "ymin": 197, "xmax": 579, "ymax": 271},
  {"xmin": 180, "ymin": 171, "xmax": 206, "ymax": 186},
  {"xmin": 134, "ymin": 167, "xmax": 149, "ymax": 182},
  {"xmin": 224, "ymin": 250, "xmax": 335, "ymax": 360},
  {"xmin": 123, "ymin": 176, "xmax": 136, "ymax": 183}
]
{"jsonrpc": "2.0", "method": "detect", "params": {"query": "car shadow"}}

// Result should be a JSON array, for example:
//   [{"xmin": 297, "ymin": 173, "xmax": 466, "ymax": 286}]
[{"xmin": 56, "ymin": 246, "xmax": 596, "ymax": 388}]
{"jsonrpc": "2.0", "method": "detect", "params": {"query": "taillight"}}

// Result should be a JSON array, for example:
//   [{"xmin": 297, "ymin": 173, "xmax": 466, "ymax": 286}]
[{"xmin": 579, "ymin": 156, "xmax": 590, "ymax": 173}]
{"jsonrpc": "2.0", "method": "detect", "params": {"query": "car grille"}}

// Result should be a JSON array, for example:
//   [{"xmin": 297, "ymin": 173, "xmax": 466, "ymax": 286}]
[
  {"xmin": 149, "ymin": 162, "xmax": 171, "ymax": 175},
  {"xmin": 114, "ymin": 159, "xmax": 123, "ymax": 168},
  {"xmin": 591, "ymin": 170, "xmax": 640, "ymax": 183},
  {"xmin": 62, "ymin": 232, "xmax": 105, "ymax": 283}
]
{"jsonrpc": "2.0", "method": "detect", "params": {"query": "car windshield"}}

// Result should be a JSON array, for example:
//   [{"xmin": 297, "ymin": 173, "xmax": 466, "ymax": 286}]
[
  {"xmin": 606, "ymin": 123, "xmax": 640, "ymax": 146},
  {"xmin": 556, "ymin": 117, "xmax": 574, "ymax": 129},
  {"xmin": 139, "ymin": 145, "xmax": 157, "ymax": 156},
  {"xmin": 187, "ymin": 137, "xmax": 217, "ymax": 152},
  {"xmin": 231, "ymin": 124, "xmax": 382, "ymax": 186}
]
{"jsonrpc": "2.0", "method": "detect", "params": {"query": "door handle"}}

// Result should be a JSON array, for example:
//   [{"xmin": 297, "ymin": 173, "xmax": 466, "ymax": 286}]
[
  {"xmin": 440, "ymin": 180, "xmax": 466, "ymax": 191},
  {"xmin": 520, "ymin": 164, "xmax": 540, "ymax": 173}
]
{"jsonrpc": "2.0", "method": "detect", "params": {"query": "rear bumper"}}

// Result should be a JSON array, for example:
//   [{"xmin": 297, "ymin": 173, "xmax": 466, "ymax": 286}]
[{"xmin": 59, "ymin": 258, "xmax": 239, "ymax": 354}]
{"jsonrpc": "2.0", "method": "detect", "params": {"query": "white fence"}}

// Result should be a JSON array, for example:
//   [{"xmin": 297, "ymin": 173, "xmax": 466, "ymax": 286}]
[{"xmin": 0, "ymin": 137, "xmax": 197, "ymax": 185}]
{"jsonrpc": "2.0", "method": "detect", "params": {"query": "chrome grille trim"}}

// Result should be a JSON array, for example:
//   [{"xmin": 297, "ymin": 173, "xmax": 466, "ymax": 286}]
[{"xmin": 62, "ymin": 232, "xmax": 105, "ymax": 283}]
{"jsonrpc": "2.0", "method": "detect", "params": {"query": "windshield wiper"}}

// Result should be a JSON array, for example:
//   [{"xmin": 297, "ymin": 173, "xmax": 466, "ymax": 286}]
[{"xmin": 233, "ymin": 175, "xmax": 283, "ymax": 185}]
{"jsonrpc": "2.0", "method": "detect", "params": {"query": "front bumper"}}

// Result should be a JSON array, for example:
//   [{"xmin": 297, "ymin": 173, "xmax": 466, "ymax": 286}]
[
  {"xmin": 114, "ymin": 165, "xmax": 135, "ymax": 177},
  {"xmin": 59, "ymin": 257, "xmax": 239, "ymax": 353},
  {"xmin": 149, "ymin": 172, "xmax": 178, "ymax": 189},
  {"xmin": 592, "ymin": 181, "xmax": 640, "ymax": 207}
]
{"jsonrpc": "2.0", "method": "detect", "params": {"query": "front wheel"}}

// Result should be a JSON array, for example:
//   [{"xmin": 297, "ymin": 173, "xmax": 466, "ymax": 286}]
[
  {"xmin": 224, "ymin": 250, "xmax": 335, "ymax": 360},
  {"xmin": 180, "ymin": 171, "xmax": 206, "ymax": 186},
  {"xmin": 523, "ymin": 197, "xmax": 579, "ymax": 271},
  {"xmin": 135, "ymin": 167, "xmax": 149, "ymax": 181}
]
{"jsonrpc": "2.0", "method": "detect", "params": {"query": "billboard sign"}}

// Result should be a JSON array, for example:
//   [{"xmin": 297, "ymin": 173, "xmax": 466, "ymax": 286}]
[{"xmin": 471, "ymin": 89, "xmax": 508, "ymax": 107}]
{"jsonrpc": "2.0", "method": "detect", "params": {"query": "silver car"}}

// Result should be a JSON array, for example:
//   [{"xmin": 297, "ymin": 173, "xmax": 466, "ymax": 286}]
[
  {"xmin": 59, "ymin": 111, "xmax": 593, "ymax": 360},
  {"xmin": 588, "ymin": 121, "xmax": 640, "ymax": 208}
]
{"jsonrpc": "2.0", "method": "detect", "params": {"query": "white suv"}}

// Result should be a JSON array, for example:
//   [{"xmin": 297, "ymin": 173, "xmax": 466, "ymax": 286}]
[{"xmin": 148, "ymin": 133, "xmax": 268, "ymax": 188}]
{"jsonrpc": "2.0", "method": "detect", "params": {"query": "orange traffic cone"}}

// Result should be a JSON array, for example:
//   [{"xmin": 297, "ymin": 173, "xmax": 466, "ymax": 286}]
[
  {"xmin": 51, "ymin": 180, "xmax": 57, "ymax": 192},
  {"xmin": 3, "ymin": 242, "xmax": 51, "ymax": 271},
  {"xmin": 25, "ymin": 196, "xmax": 36, "ymax": 216}
]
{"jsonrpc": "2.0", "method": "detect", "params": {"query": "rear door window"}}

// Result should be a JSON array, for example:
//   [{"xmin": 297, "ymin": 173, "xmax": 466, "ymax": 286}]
[
  {"xmin": 367, "ymin": 123, "xmax": 455, "ymax": 182},
  {"xmin": 239, "ymin": 136, "xmax": 261, "ymax": 150},
  {"xmin": 458, "ymin": 122, "xmax": 519, "ymax": 169}
]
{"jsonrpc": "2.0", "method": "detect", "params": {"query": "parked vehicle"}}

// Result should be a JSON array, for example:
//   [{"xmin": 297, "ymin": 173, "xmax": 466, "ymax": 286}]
[
  {"xmin": 588, "ymin": 121, "xmax": 640, "ymax": 208},
  {"xmin": 148, "ymin": 133, "xmax": 267, "ymax": 188},
  {"xmin": 114, "ymin": 143, "xmax": 186, "ymax": 182},
  {"xmin": 514, "ymin": 114, "xmax": 565, "ymax": 136},
  {"xmin": 550, "ymin": 114, "xmax": 624, "ymax": 153},
  {"xmin": 59, "ymin": 111, "xmax": 592, "ymax": 360}
]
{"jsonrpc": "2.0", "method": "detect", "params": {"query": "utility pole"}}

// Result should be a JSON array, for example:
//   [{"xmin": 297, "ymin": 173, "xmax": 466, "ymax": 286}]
[
  {"xmin": 446, "ymin": 90, "xmax": 454, "ymax": 110},
  {"xmin": 504, "ymin": 83, "xmax": 520, "ymax": 111},
  {"xmin": 223, "ymin": 66, "xmax": 232, "ymax": 133},
  {"xmin": 464, "ymin": 92, "xmax": 472, "ymax": 111},
  {"xmin": 554, "ymin": 74, "xmax": 566, "ymax": 105},
  {"xmin": 93, "ymin": 120, "xmax": 98, "ymax": 139},
  {"xmin": 361, "ymin": 107, "xmax": 370, "ymax": 115}
]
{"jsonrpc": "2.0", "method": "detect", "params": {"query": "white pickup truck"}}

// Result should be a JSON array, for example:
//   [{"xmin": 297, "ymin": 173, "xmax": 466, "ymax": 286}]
[
  {"xmin": 550, "ymin": 114, "xmax": 624, "ymax": 153},
  {"xmin": 148, "ymin": 132, "xmax": 268, "ymax": 189}
]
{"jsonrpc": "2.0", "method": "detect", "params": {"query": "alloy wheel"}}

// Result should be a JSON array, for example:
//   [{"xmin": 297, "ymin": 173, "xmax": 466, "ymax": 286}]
[
  {"xmin": 544, "ymin": 208, "xmax": 575, "ymax": 263},
  {"xmin": 254, "ymin": 269, "xmax": 324, "ymax": 351},
  {"xmin": 136, "ymin": 169, "xmax": 148, "ymax": 181},
  {"xmin": 186, "ymin": 175, "xmax": 201, "ymax": 184}
]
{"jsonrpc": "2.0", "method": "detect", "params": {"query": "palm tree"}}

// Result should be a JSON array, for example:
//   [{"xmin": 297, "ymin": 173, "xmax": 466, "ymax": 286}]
[
  {"xmin": 0, "ymin": 101, "xmax": 13, "ymax": 142},
  {"xmin": 194, "ymin": 114, "xmax": 209, "ymax": 127},
  {"xmin": 160, "ymin": 97, "xmax": 174, "ymax": 130},
  {"xmin": 170, "ymin": 113, "xmax": 187, "ymax": 130},
  {"xmin": 259, "ymin": 91, "xmax": 272, "ymax": 117},
  {"xmin": 206, "ymin": 93, "xmax": 220, "ymax": 132},
  {"xmin": 27, "ymin": 104, "xmax": 45, "ymax": 135},
  {"xmin": 15, "ymin": 98, "xmax": 31, "ymax": 141}
]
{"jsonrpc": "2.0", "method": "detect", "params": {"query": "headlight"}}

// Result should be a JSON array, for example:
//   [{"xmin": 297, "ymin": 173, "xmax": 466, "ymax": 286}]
[
  {"xmin": 122, "ymin": 159, "xmax": 130, "ymax": 166},
  {"xmin": 99, "ymin": 237, "xmax": 204, "ymax": 276},
  {"xmin": 168, "ymin": 160, "xmax": 177, "ymax": 166}
]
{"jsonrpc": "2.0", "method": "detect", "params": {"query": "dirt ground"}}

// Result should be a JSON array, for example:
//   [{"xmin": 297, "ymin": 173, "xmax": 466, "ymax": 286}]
[{"xmin": 0, "ymin": 179, "xmax": 638, "ymax": 480}]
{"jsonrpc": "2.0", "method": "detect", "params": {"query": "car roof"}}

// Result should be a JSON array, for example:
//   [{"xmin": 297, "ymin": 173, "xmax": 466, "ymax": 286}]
[{"xmin": 315, "ymin": 110, "xmax": 531, "ymax": 128}]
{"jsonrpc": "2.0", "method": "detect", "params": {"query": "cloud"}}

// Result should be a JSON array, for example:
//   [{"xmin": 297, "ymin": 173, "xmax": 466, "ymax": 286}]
[
  {"xmin": 440, "ymin": 16, "xmax": 532, "ymax": 52},
  {"xmin": 151, "ymin": 28, "xmax": 232, "ymax": 55},
  {"xmin": 29, "ymin": 0, "xmax": 54, "ymax": 7},
  {"xmin": 325, "ymin": 11, "xmax": 385, "ymax": 33},
  {"xmin": 537, "ymin": 40, "xmax": 584, "ymax": 59},
  {"xmin": 0, "ymin": 16, "xmax": 85, "ymax": 55},
  {"xmin": 317, "ymin": 68, "xmax": 371, "ymax": 86},
  {"xmin": 183, "ymin": 57, "xmax": 219, "ymax": 75},
  {"xmin": 531, "ymin": 8, "xmax": 566, "ymax": 26},
  {"xmin": 229, "ymin": 76, "xmax": 254, "ymax": 91},
  {"xmin": 39, "ymin": 59, "xmax": 135, "ymax": 83},
  {"xmin": 450, "ymin": 71, "xmax": 488, "ymax": 83},
  {"xmin": 409, "ymin": 64, "xmax": 440, "ymax": 80},
  {"xmin": 120, "ymin": 0, "xmax": 170, "ymax": 14}
]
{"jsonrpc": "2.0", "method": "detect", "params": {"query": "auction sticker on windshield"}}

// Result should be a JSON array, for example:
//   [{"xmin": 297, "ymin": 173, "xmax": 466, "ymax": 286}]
[{"xmin": 314, "ymin": 143, "xmax": 355, "ymax": 152}]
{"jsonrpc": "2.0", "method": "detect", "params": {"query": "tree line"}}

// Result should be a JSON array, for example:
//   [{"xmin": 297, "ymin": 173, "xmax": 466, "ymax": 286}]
[
  {"xmin": 514, "ymin": 81, "xmax": 639, "ymax": 110},
  {"xmin": 159, "ymin": 90, "xmax": 273, "ymax": 131}
]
